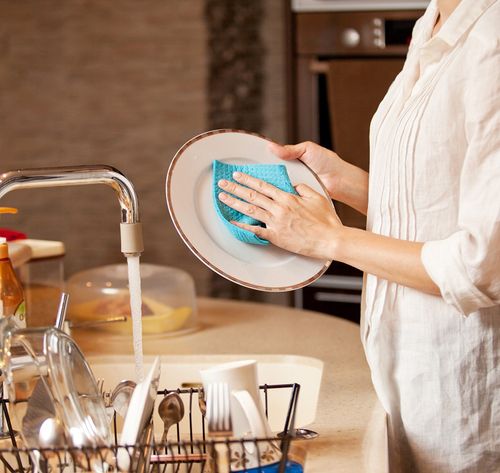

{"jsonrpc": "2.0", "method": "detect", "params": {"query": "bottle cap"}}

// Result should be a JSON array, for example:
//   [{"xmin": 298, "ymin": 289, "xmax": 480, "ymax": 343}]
[{"xmin": 0, "ymin": 209, "xmax": 19, "ymax": 258}]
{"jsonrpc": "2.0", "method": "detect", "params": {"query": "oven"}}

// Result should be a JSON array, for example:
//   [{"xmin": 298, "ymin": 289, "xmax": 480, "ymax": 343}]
[{"xmin": 288, "ymin": 1, "xmax": 428, "ymax": 322}]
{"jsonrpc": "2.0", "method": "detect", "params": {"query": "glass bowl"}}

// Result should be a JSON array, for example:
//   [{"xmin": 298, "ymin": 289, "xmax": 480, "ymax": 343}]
[
  {"xmin": 66, "ymin": 264, "xmax": 197, "ymax": 336},
  {"xmin": 0, "ymin": 318, "xmax": 111, "ymax": 455}
]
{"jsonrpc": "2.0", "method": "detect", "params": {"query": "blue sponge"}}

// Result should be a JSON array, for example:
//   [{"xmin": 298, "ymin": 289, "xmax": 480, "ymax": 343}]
[{"xmin": 212, "ymin": 160, "xmax": 297, "ymax": 245}]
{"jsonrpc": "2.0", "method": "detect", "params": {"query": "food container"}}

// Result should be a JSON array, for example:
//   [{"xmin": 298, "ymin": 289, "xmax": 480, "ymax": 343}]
[
  {"xmin": 15, "ymin": 239, "xmax": 66, "ymax": 327},
  {"xmin": 66, "ymin": 263, "xmax": 197, "ymax": 336}
]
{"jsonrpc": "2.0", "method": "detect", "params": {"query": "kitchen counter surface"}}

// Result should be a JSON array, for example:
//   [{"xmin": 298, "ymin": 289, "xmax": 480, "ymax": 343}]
[{"xmin": 74, "ymin": 297, "xmax": 388, "ymax": 473}]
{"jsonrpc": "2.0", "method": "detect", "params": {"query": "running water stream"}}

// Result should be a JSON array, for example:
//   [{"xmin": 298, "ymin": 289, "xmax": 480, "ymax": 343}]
[{"xmin": 126, "ymin": 254, "xmax": 144, "ymax": 382}]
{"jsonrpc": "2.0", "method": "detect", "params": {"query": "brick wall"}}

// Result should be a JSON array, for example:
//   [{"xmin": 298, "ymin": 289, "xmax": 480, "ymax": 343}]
[{"xmin": 0, "ymin": 0, "xmax": 286, "ymax": 300}]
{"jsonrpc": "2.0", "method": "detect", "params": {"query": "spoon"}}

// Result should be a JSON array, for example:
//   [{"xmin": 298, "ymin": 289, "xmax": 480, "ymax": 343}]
[
  {"xmin": 158, "ymin": 392, "xmax": 185, "ymax": 446},
  {"xmin": 277, "ymin": 427, "xmax": 319, "ymax": 440},
  {"xmin": 38, "ymin": 417, "xmax": 67, "ymax": 472},
  {"xmin": 110, "ymin": 380, "xmax": 136, "ymax": 419},
  {"xmin": 198, "ymin": 388, "xmax": 206, "ymax": 417},
  {"xmin": 38, "ymin": 417, "xmax": 66, "ymax": 449}
]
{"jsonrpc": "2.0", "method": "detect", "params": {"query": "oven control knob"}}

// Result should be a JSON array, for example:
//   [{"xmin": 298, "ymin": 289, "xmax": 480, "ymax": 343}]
[{"xmin": 341, "ymin": 28, "xmax": 361, "ymax": 47}]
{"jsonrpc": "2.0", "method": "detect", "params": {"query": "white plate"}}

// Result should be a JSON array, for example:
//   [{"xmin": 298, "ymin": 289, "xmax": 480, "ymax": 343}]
[
  {"xmin": 166, "ymin": 129, "xmax": 332, "ymax": 291},
  {"xmin": 117, "ymin": 357, "xmax": 161, "ymax": 470}
]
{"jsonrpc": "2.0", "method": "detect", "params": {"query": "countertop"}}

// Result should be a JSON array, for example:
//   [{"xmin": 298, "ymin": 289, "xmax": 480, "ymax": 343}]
[{"xmin": 74, "ymin": 297, "xmax": 388, "ymax": 473}]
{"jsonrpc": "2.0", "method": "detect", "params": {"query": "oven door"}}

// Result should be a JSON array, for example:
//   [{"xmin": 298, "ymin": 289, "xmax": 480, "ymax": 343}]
[
  {"xmin": 290, "ymin": 10, "xmax": 420, "ymax": 322},
  {"xmin": 295, "ymin": 262, "xmax": 363, "ymax": 323},
  {"xmin": 310, "ymin": 57, "xmax": 405, "ymax": 229},
  {"xmin": 293, "ymin": 59, "xmax": 405, "ymax": 323}
]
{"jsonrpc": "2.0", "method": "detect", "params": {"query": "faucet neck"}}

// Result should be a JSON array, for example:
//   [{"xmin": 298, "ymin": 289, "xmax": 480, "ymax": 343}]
[
  {"xmin": 0, "ymin": 165, "xmax": 144, "ymax": 255},
  {"xmin": 0, "ymin": 165, "xmax": 140, "ymax": 224}
]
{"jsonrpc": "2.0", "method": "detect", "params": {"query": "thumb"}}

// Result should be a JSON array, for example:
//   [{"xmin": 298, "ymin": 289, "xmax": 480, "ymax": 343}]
[
  {"xmin": 268, "ymin": 141, "xmax": 307, "ymax": 161},
  {"xmin": 294, "ymin": 183, "xmax": 319, "ymax": 198}
]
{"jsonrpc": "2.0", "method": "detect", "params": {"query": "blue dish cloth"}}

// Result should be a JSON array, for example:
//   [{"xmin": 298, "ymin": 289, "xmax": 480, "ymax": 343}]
[{"xmin": 212, "ymin": 160, "xmax": 298, "ymax": 245}]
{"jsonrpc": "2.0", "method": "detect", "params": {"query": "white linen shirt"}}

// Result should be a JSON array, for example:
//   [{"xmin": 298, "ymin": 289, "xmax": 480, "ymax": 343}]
[{"xmin": 362, "ymin": 0, "xmax": 500, "ymax": 471}]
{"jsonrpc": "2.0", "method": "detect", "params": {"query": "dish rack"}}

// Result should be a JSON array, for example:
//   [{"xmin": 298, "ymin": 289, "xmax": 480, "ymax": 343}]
[{"xmin": 0, "ymin": 383, "xmax": 303, "ymax": 473}]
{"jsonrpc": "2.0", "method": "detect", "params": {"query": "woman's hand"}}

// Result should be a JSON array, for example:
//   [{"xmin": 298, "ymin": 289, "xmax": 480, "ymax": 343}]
[
  {"xmin": 269, "ymin": 141, "xmax": 369, "ymax": 215},
  {"xmin": 217, "ymin": 171, "xmax": 440, "ymax": 296},
  {"xmin": 218, "ymin": 172, "xmax": 342, "ymax": 260}
]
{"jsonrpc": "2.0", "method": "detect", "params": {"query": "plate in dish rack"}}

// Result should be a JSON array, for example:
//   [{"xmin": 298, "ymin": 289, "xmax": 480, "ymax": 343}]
[
  {"xmin": 165, "ymin": 129, "xmax": 332, "ymax": 291},
  {"xmin": 117, "ymin": 356, "xmax": 161, "ymax": 471}
]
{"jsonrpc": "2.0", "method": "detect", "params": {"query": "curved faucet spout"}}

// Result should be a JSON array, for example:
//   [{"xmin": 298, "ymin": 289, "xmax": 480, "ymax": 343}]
[
  {"xmin": 0, "ymin": 165, "xmax": 144, "ymax": 256},
  {"xmin": 0, "ymin": 165, "xmax": 140, "ymax": 223}
]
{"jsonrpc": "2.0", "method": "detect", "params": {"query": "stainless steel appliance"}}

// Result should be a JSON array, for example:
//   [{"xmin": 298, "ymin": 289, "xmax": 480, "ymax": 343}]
[{"xmin": 288, "ymin": 3, "xmax": 426, "ymax": 322}]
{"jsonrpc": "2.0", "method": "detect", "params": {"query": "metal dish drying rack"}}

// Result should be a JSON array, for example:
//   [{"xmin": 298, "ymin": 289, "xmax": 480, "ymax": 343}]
[{"xmin": 0, "ymin": 383, "xmax": 303, "ymax": 473}]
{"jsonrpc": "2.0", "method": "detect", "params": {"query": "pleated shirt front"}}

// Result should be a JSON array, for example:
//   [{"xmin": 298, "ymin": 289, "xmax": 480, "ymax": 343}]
[{"xmin": 362, "ymin": 0, "xmax": 500, "ymax": 471}]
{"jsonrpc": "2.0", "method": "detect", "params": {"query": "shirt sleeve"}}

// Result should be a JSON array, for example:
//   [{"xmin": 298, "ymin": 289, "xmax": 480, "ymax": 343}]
[{"xmin": 420, "ymin": 32, "xmax": 500, "ymax": 316}]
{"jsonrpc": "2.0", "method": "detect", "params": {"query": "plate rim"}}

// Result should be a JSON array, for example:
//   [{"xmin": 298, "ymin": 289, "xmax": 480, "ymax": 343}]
[{"xmin": 166, "ymin": 129, "xmax": 332, "ymax": 292}]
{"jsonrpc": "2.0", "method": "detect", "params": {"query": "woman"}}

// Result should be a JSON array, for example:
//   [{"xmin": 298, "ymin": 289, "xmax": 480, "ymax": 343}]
[{"xmin": 217, "ymin": 0, "xmax": 499, "ymax": 471}]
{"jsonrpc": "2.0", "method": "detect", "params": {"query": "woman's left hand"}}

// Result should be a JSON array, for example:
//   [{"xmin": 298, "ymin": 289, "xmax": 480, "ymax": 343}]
[{"xmin": 218, "ymin": 172, "xmax": 342, "ymax": 260}]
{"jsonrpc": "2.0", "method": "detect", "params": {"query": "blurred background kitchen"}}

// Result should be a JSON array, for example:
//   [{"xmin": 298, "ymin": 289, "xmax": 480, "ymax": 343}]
[{"xmin": 0, "ymin": 0, "xmax": 426, "ymax": 319}]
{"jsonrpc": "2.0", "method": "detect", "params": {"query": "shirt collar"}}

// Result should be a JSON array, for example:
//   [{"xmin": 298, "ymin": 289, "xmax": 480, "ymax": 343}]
[
  {"xmin": 411, "ymin": 0, "xmax": 439, "ymax": 47},
  {"xmin": 423, "ymin": 0, "xmax": 497, "ymax": 49},
  {"xmin": 398, "ymin": 0, "xmax": 497, "ymax": 105}
]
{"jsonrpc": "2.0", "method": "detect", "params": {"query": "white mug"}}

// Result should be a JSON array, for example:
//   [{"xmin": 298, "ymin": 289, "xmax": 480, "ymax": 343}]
[{"xmin": 200, "ymin": 360, "xmax": 281, "ymax": 472}]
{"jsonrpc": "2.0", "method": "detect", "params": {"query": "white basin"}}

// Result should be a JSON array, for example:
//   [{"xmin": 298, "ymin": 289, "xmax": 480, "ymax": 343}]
[{"xmin": 89, "ymin": 354, "xmax": 323, "ymax": 439}]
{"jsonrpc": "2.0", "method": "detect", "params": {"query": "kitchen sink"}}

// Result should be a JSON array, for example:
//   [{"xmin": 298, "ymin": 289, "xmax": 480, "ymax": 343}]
[{"xmin": 89, "ymin": 354, "xmax": 323, "ymax": 437}]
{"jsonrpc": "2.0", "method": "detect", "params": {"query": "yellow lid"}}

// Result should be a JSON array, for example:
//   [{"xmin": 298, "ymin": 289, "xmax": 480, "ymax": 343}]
[{"xmin": 0, "ymin": 208, "xmax": 18, "ymax": 215}]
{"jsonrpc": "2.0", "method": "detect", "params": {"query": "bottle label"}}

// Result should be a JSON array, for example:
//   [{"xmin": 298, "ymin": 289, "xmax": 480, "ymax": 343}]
[{"xmin": 13, "ymin": 300, "xmax": 26, "ymax": 328}]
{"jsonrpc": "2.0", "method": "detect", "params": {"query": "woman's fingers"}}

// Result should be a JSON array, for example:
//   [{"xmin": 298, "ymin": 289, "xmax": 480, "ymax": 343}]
[
  {"xmin": 218, "ymin": 191, "xmax": 271, "ymax": 224},
  {"xmin": 217, "ymin": 172, "xmax": 286, "ymax": 226},
  {"xmin": 218, "ymin": 172, "xmax": 289, "ymax": 203},
  {"xmin": 230, "ymin": 220, "xmax": 269, "ymax": 240},
  {"xmin": 217, "ymin": 175, "xmax": 324, "ymax": 227},
  {"xmin": 218, "ymin": 176, "xmax": 276, "ymax": 209},
  {"xmin": 231, "ymin": 172, "xmax": 291, "ymax": 200},
  {"xmin": 295, "ymin": 183, "xmax": 318, "ymax": 199}
]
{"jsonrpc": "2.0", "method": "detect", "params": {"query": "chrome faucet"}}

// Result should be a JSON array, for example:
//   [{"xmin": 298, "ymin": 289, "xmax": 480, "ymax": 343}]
[{"xmin": 0, "ymin": 165, "xmax": 144, "ymax": 256}]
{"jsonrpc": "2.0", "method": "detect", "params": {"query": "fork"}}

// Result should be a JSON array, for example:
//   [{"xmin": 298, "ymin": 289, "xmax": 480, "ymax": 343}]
[
  {"xmin": 206, "ymin": 382, "xmax": 233, "ymax": 473},
  {"xmin": 96, "ymin": 378, "xmax": 105, "ymax": 397},
  {"xmin": 96, "ymin": 378, "xmax": 104, "ymax": 396},
  {"xmin": 97, "ymin": 378, "xmax": 112, "ymax": 411}
]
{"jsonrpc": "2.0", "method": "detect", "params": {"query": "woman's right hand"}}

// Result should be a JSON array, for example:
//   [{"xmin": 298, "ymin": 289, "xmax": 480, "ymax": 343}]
[{"xmin": 269, "ymin": 140, "xmax": 369, "ymax": 216}]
